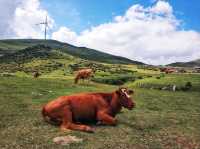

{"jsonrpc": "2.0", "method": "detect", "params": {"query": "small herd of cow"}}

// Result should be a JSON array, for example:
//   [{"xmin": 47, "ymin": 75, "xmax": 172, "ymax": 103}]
[
  {"xmin": 40, "ymin": 68, "xmax": 136, "ymax": 133},
  {"xmin": 159, "ymin": 67, "xmax": 177, "ymax": 74}
]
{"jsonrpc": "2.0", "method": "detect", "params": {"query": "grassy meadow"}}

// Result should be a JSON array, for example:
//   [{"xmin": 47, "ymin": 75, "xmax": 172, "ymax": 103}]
[
  {"xmin": 0, "ymin": 39, "xmax": 200, "ymax": 148},
  {"xmin": 0, "ymin": 71, "xmax": 200, "ymax": 149}
]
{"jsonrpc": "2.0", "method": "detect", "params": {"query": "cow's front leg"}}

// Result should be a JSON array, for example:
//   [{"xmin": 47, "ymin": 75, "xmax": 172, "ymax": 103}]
[
  {"xmin": 97, "ymin": 111, "xmax": 117, "ymax": 126},
  {"xmin": 68, "ymin": 123, "xmax": 95, "ymax": 133}
]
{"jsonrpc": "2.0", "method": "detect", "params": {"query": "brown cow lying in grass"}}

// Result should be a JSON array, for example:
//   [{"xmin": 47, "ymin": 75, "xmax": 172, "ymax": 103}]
[
  {"xmin": 42, "ymin": 87, "xmax": 135, "ymax": 133},
  {"xmin": 74, "ymin": 68, "xmax": 95, "ymax": 84}
]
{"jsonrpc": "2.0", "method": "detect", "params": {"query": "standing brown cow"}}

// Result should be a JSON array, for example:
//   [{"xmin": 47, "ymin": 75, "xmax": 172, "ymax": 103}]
[
  {"xmin": 165, "ymin": 68, "xmax": 176, "ymax": 74},
  {"xmin": 74, "ymin": 68, "xmax": 94, "ymax": 84},
  {"xmin": 42, "ymin": 87, "xmax": 135, "ymax": 133}
]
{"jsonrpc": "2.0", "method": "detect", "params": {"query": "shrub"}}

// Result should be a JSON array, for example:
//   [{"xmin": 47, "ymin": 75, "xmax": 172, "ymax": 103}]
[
  {"xmin": 185, "ymin": 82, "xmax": 192, "ymax": 88},
  {"xmin": 181, "ymin": 82, "xmax": 192, "ymax": 91},
  {"xmin": 92, "ymin": 75, "xmax": 135, "ymax": 85},
  {"xmin": 138, "ymin": 76, "xmax": 143, "ymax": 79},
  {"xmin": 147, "ymin": 75, "xmax": 152, "ymax": 78}
]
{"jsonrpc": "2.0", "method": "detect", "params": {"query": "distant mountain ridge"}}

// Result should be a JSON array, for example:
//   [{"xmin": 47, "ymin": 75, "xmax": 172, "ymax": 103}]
[
  {"xmin": 168, "ymin": 59, "xmax": 200, "ymax": 67},
  {"xmin": 0, "ymin": 39, "xmax": 144, "ymax": 65}
]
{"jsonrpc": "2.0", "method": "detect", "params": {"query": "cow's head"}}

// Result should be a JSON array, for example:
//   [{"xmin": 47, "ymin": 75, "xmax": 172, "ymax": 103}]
[{"xmin": 116, "ymin": 87, "xmax": 135, "ymax": 110}]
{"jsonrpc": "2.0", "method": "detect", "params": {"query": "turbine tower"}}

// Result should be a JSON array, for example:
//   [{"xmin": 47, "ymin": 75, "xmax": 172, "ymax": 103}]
[{"xmin": 36, "ymin": 16, "xmax": 49, "ymax": 40}]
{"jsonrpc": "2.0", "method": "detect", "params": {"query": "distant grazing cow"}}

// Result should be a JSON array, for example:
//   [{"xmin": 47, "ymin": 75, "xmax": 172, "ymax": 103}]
[
  {"xmin": 165, "ymin": 68, "xmax": 176, "ymax": 74},
  {"xmin": 33, "ymin": 71, "xmax": 40, "ymax": 78},
  {"xmin": 42, "ymin": 87, "xmax": 135, "ymax": 132},
  {"xmin": 160, "ymin": 68, "xmax": 167, "ymax": 72},
  {"xmin": 74, "ymin": 68, "xmax": 95, "ymax": 84}
]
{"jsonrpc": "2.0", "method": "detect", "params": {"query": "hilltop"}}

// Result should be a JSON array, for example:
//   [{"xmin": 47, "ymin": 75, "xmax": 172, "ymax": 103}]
[
  {"xmin": 168, "ymin": 59, "xmax": 200, "ymax": 67},
  {"xmin": 0, "ymin": 39, "xmax": 143, "ymax": 65},
  {"xmin": 0, "ymin": 39, "xmax": 145, "ymax": 85}
]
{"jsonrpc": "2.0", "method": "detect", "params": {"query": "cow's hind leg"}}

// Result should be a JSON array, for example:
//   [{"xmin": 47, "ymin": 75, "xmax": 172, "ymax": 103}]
[{"xmin": 60, "ymin": 106, "xmax": 94, "ymax": 133}]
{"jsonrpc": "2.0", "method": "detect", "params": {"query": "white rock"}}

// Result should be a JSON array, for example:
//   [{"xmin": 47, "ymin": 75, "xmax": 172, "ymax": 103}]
[{"xmin": 53, "ymin": 135, "xmax": 83, "ymax": 145}]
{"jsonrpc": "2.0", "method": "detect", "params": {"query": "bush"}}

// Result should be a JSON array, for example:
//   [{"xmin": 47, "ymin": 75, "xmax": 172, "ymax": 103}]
[
  {"xmin": 138, "ymin": 76, "xmax": 143, "ymax": 79},
  {"xmin": 181, "ymin": 82, "xmax": 192, "ymax": 91},
  {"xmin": 185, "ymin": 82, "xmax": 192, "ymax": 88},
  {"xmin": 92, "ymin": 75, "xmax": 135, "ymax": 85},
  {"xmin": 147, "ymin": 75, "xmax": 152, "ymax": 78}
]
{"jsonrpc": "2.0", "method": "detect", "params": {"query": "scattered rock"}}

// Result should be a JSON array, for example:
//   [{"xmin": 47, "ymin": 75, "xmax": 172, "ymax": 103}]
[
  {"xmin": 53, "ymin": 135, "xmax": 83, "ymax": 146},
  {"xmin": 172, "ymin": 85, "xmax": 176, "ymax": 91},
  {"xmin": 162, "ymin": 87, "xmax": 168, "ymax": 90}
]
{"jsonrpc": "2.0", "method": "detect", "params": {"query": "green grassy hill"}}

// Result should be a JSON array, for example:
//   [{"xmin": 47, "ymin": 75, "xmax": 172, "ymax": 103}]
[
  {"xmin": 168, "ymin": 59, "xmax": 200, "ymax": 67},
  {"xmin": 0, "ymin": 39, "xmax": 200, "ymax": 148},
  {"xmin": 0, "ymin": 39, "xmax": 143, "ymax": 65}
]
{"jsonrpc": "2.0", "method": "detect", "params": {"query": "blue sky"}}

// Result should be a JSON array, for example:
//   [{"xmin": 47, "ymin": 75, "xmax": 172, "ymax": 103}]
[
  {"xmin": 0, "ymin": 0, "xmax": 200, "ymax": 65},
  {"xmin": 40, "ymin": 0, "xmax": 200, "ymax": 33}
]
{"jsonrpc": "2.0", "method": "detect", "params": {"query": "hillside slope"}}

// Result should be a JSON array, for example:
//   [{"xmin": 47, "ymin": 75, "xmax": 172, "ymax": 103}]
[
  {"xmin": 0, "ymin": 39, "xmax": 143, "ymax": 65},
  {"xmin": 168, "ymin": 59, "xmax": 200, "ymax": 67}
]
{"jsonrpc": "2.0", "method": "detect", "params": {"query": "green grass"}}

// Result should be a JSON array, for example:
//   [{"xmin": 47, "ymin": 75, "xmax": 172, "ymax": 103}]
[
  {"xmin": 0, "ymin": 75, "xmax": 200, "ymax": 149},
  {"xmin": 1, "ymin": 38, "xmax": 199, "ymax": 148},
  {"xmin": 128, "ymin": 73, "xmax": 200, "ymax": 92}
]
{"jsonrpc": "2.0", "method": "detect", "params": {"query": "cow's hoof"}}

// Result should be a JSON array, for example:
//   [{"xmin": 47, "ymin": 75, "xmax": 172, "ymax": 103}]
[
  {"xmin": 96, "ymin": 121, "xmax": 102, "ymax": 125},
  {"xmin": 60, "ymin": 127, "xmax": 72, "ymax": 132},
  {"xmin": 85, "ymin": 127, "xmax": 95, "ymax": 133}
]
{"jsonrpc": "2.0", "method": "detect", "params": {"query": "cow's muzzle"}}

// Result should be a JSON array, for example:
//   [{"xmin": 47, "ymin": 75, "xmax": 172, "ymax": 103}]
[{"xmin": 127, "ymin": 103, "xmax": 135, "ymax": 110}]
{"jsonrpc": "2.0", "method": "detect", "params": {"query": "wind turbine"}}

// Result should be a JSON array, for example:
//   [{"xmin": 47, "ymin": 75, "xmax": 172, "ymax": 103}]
[{"xmin": 36, "ymin": 16, "xmax": 49, "ymax": 40}]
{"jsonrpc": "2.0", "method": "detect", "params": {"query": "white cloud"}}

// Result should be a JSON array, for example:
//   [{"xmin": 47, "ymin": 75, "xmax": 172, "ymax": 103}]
[
  {"xmin": 0, "ymin": 0, "xmax": 20, "ymax": 38},
  {"xmin": 1, "ymin": 0, "xmax": 200, "ymax": 65},
  {"xmin": 52, "ymin": 0, "xmax": 200, "ymax": 65},
  {"xmin": 0, "ymin": 0, "xmax": 54, "ymax": 39},
  {"xmin": 52, "ymin": 27, "xmax": 78, "ymax": 45},
  {"xmin": 150, "ymin": 0, "xmax": 173, "ymax": 15},
  {"xmin": 12, "ymin": 0, "xmax": 54, "ymax": 39}
]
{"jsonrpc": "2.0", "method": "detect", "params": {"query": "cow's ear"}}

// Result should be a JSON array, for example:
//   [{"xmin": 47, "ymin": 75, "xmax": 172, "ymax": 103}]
[
  {"xmin": 116, "ymin": 89, "xmax": 121, "ymax": 95},
  {"xmin": 128, "ymin": 89, "xmax": 134, "ymax": 95}
]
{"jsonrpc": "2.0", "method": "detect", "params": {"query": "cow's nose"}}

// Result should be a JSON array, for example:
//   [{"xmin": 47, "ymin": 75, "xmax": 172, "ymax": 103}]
[{"xmin": 128, "ymin": 103, "xmax": 135, "ymax": 110}]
